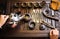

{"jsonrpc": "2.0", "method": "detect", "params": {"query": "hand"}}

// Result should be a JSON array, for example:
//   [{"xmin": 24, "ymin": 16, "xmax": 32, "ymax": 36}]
[
  {"xmin": 50, "ymin": 29, "xmax": 59, "ymax": 39},
  {"xmin": 0, "ymin": 15, "xmax": 9, "ymax": 28}
]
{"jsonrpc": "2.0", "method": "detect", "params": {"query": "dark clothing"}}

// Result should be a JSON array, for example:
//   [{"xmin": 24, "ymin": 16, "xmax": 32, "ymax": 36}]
[{"xmin": 0, "ymin": 23, "xmax": 15, "ymax": 37}]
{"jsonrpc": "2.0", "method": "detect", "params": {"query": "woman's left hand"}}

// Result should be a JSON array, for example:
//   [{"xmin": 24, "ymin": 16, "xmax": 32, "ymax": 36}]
[{"xmin": 0, "ymin": 15, "xmax": 9, "ymax": 28}]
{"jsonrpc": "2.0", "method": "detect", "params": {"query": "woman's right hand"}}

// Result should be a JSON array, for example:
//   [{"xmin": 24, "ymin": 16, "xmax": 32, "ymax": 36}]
[{"xmin": 50, "ymin": 29, "xmax": 59, "ymax": 39}]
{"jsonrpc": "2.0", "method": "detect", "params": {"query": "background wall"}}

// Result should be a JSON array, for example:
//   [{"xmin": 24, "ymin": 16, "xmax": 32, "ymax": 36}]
[{"xmin": 0, "ymin": 0, "xmax": 7, "ymax": 14}]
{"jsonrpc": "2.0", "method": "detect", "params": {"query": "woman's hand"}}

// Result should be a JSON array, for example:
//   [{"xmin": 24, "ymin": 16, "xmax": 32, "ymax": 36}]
[
  {"xmin": 0, "ymin": 15, "xmax": 9, "ymax": 28},
  {"xmin": 50, "ymin": 29, "xmax": 59, "ymax": 39}
]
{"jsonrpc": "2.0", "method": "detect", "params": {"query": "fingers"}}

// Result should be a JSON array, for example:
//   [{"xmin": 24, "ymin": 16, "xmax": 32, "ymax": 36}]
[
  {"xmin": 4, "ymin": 15, "xmax": 9, "ymax": 21},
  {"xmin": 50, "ymin": 29, "xmax": 59, "ymax": 36},
  {"xmin": 1, "ymin": 15, "xmax": 9, "ymax": 18},
  {"xmin": 0, "ymin": 15, "xmax": 6, "ymax": 19},
  {"xmin": 0, "ymin": 15, "xmax": 9, "ymax": 25},
  {"xmin": 50, "ymin": 29, "xmax": 59, "ymax": 39},
  {"xmin": 53, "ymin": 29, "xmax": 59, "ymax": 35},
  {"xmin": 0, "ymin": 15, "xmax": 9, "ymax": 28},
  {"xmin": 0, "ymin": 15, "xmax": 9, "ymax": 20},
  {"xmin": 50, "ymin": 29, "xmax": 53, "ymax": 35}
]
